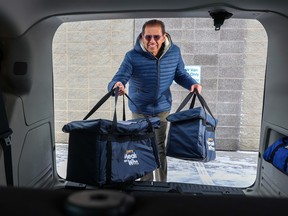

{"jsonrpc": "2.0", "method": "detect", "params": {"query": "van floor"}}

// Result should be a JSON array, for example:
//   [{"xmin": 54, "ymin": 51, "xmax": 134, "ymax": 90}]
[{"xmin": 56, "ymin": 144, "xmax": 258, "ymax": 192}]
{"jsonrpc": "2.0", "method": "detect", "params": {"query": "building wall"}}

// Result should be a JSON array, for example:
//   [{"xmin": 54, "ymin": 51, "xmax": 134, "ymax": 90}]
[{"xmin": 53, "ymin": 18, "xmax": 267, "ymax": 151}]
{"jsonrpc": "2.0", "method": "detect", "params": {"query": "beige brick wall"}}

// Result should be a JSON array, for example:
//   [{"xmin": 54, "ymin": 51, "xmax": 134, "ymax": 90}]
[{"xmin": 53, "ymin": 18, "xmax": 267, "ymax": 151}]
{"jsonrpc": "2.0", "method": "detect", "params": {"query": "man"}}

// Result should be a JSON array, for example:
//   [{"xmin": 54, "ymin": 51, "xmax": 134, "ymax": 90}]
[{"xmin": 107, "ymin": 19, "xmax": 202, "ymax": 182}]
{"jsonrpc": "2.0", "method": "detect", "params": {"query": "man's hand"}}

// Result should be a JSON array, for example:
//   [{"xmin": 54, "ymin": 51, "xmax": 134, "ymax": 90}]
[
  {"xmin": 113, "ymin": 81, "xmax": 125, "ymax": 96},
  {"xmin": 190, "ymin": 84, "xmax": 202, "ymax": 94}
]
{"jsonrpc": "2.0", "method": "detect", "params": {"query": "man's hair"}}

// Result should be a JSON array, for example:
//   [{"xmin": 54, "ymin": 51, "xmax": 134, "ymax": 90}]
[{"xmin": 142, "ymin": 19, "xmax": 166, "ymax": 35}]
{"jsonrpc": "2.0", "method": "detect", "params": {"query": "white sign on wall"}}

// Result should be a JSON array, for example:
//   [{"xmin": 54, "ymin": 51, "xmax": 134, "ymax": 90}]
[{"xmin": 185, "ymin": 65, "xmax": 201, "ymax": 83}]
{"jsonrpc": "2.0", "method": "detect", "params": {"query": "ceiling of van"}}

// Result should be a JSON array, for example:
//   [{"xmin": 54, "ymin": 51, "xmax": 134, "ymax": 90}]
[{"xmin": 0, "ymin": 0, "xmax": 287, "ymax": 37}]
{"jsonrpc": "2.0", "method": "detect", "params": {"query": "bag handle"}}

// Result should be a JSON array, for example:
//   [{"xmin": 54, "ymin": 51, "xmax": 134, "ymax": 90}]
[
  {"xmin": 176, "ymin": 91, "xmax": 194, "ymax": 112},
  {"xmin": 83, "ymin": 87, "xmax": 153, "ymax": 131},
  {"xmin": 175, "ymin": 90, "xmax": 216, "ymax": 123},
  {"xmin": 194, "ymin": 90, "xmax": 216, "ymax": 120},
  {"xmin": 123, "ymin": 92, "xmax": 153, "ymax": 131},
  {"xmin": 112, "ymin": 87, "xmax": 153, "ymax": 131},
  {"xmin": 83, "ymin": 88, "xmax": 116, "ymax": 120}
]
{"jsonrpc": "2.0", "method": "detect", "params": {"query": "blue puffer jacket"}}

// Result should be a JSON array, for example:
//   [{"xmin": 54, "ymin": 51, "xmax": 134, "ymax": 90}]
[{"xmin": 107, "ymin": 33, "xmax": 198, "ymax": 115}]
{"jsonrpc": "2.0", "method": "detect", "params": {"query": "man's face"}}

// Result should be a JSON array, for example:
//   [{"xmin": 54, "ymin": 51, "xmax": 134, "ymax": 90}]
[{"xmin": 142, "ymin": 25, "xmax": 166, "ymax": 56}]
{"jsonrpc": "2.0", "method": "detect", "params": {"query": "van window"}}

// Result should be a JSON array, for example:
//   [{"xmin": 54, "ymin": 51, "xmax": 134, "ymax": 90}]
[{"xmin": 52, "ymin": 18, "xmax": 267, "ymax": 187}]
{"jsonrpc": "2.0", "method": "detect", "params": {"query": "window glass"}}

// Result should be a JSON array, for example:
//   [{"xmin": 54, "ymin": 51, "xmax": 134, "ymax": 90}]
[{"xmin": 53, "ymin": 18, "xmax": 267, "ymax": 187}]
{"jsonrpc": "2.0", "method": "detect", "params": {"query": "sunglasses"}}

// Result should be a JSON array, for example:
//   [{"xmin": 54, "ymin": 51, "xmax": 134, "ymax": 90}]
[{"xmin": 144, "ymin": 35, "xmax": 163, "ymax": 41}]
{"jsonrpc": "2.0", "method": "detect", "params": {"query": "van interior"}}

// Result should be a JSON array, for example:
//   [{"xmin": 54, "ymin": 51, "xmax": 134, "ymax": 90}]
[{"xmin": 1, "ymin": 0, "xmax": 288, "ymax": 215}]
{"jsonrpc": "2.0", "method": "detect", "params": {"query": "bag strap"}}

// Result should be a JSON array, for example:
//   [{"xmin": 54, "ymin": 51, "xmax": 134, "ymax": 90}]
[
  {"xmin": 176, "ymin": 91, "xmax": 193, "ymax": 112},
  {"xmin": 175, "ymin": 90, "xmax": 216, "ymax": 126},
  {"xmin": 194, "ymin": 90, "xmax": 216, "ymax": 120},
  {"xmin": 123, "ymin": 92, "xmax": 153, "ymax": 131},
  {"xmin": 83, "ymin": 88, "xmax": 115, "ymax": 120},
  {"xmin": 83, "ymin": 87, "xmax": 153, "ymax": 131},
  {"xmin": 113, "ymin": 88, "xmax": 154, "ymax": 131},
  {"xmin": 0, "ymin": 91, "xmax": 14, "ymax": 186}
]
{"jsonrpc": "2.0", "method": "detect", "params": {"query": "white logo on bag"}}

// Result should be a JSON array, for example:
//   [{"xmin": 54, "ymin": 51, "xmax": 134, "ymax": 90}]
[
  {"xmin": 124, "ymin": 150, "xmax": 139, "ymax": 166},
  {"xmin": 207, "ymin": 138, "xmax": 215, "ymax": 151}
]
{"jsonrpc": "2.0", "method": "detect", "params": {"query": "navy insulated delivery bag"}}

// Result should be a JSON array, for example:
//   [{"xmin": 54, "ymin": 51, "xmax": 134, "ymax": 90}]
[
  {"xmin": 62, "ymin": 88, "xmax": 160, "ymax": 186},
  {"xmin": 166, "ymin": 90, "xmax": 218, "ymax": 162},
  {"xmin": 263, "ymin": 136, "xmax": 288, "ymax": 175}
]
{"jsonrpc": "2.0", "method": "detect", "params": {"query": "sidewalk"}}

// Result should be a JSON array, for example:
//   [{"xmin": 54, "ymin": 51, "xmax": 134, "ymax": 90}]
[{"xmin": 56, "ymin": 144, "xmax": 258, "ymax": 188}]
